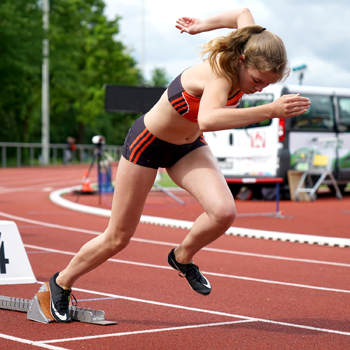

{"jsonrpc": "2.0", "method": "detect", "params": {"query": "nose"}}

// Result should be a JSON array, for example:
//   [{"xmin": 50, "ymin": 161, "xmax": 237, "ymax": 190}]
[{"xmin": 255, "ymin": 83, "xmax": 268, "ymax": 92}]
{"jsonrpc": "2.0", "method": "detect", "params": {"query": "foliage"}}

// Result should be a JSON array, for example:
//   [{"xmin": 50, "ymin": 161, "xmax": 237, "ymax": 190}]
[
  {"xmin": 149, "ymin": 67, "xmax": 170, "ymax": 88},
  {"xmin": 0, "ymin": 0, "xmax": 43, "ymax": 142},
  {"xmin": 48, "ymin": 0, "xmax": 141, "ymax": 144},
  {"xmin": 0, "ymin": 0, "xmax": 170, "ymax": 146}
]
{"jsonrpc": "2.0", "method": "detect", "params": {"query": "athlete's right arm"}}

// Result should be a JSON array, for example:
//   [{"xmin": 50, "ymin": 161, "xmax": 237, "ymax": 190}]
[{"xmin": 175, "ymin": 8, "xmax": 255, "ymax": 35}]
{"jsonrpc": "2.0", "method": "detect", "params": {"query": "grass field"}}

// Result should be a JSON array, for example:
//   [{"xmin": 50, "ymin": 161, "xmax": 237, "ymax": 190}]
[{"xmin": 156, "ymin": 171, "xmax": 178, "ymax": 187}]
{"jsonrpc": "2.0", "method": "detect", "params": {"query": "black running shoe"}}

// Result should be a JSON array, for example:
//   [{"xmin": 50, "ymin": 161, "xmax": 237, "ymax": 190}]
[
  {"xmin": 168, "ymin": 248, "xmax": 211, "ymax": 295},
  {"xmin": 49, "ymin": 272, "xmax": 73, "ymax": 323}
]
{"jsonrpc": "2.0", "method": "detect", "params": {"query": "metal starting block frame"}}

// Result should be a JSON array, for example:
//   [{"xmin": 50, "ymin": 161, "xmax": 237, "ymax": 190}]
[{"xmin": 0, "ymin": 282, "xmax": 117, "ymax": 325}]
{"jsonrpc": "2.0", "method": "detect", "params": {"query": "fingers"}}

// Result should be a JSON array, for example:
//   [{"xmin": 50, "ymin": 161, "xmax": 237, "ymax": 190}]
[
  {"xmin": 287, "ymin": 106, "xmax": 309, "ymax": 117},
  {"xmin": 284, "ymin": 94, "xmax": 311, "ymax": 110},
  {"xmin": 176, "ymin": 27, "xmax": 188, "ymax": 34},
  {"xmin": 285, "ymin": 93, "xmax": 310, "ymax": 104},
  {"xmin": 175, "ymin": 17, "xmax": 198, "ymax": 34},
  {"xmin": 285, "ymin": 102, "xmax": 311, "ymax": 118},
  {"xmin": 175, "ymin": 19, "xmax": 189, "ymax": 34},
  {"xmin": 175, "ymin": 24, "xmax": 187, "ymax": 33},
  {"xmin": 176, "ymin": 17, "xmax": 191, "ymax": 28},
  {"xmin": 275, "ymin": 94, "xmax": 311, "ymax": 119},
  {"xmin": 178, "ymin": 16, "xmax": 192, "ymax": 23}
]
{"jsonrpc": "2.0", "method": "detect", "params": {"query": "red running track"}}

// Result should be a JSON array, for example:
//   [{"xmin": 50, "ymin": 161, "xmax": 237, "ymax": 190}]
[{"xmin": 0, "ymin": 164, "xmax": 350, "ymax": 350}]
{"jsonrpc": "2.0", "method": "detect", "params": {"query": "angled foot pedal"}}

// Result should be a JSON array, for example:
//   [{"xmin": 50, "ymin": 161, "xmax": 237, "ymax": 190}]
[
  {"xmin": 0, "ymin": 282, "xmax": 118, "ymax": 325},
  {"xmin": 27, "ymin": 282, "xmax": 54, "ymax": 323}
]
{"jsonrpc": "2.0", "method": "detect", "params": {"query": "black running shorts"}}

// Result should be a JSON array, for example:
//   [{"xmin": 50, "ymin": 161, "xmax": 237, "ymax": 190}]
[{"xmin": 122, "ymin": 114, "xmax": 208, "ymax": 169}]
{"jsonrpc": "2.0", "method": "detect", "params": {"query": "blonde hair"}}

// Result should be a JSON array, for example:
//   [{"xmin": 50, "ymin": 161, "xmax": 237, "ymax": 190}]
[{"xmin": 200, "ymin": 25, "xmax": 290, "ymax": 92}]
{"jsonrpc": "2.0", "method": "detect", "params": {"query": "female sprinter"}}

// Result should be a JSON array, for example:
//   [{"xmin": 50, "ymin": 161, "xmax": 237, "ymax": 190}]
[{"xmin": 49, "ymin": 8, "xmax": 310, "ymax": 322}]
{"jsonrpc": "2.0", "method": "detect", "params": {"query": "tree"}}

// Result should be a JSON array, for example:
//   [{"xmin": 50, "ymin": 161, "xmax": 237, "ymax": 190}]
[
  {"xmin": 0, "ymin": 0, "xmax": 43, "ymax": 142},
  {"xmin": 149, "ymin": 67, "xmax": 170, "ymax": 88},
  {"xmin": 49, "ymin": 0, "xmax": 141, "ymax": 144},
  {"xmin": 0, "ymin": 1, "xmax": 169, "ymax": 148}
]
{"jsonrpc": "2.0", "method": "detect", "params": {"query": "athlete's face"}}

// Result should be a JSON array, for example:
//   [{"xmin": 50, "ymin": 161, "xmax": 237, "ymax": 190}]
[{"xmin": 237, "ymin": 55, "xmax": 278, "ymax": 94}]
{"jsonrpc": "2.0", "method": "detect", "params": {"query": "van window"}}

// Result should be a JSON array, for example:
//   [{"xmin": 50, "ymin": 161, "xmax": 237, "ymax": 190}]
[
  {"xmin": 236, "ymin": 94, "xmax": 274, "ymax": 129},
  {"xmin": 290, "ymin": 95, "xmax": 334, "ymax": 131},
  {"xmin": 339, "ymin": 97, "xmax": 350, "ymax": 132}
]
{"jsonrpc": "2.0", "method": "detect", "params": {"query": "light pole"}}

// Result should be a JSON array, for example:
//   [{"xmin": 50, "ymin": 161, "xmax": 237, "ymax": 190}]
[
  {"xmin": 41, "ymin": 0, "xmax": 50, "ymax": 165},
  {"xmin": 292, "ymin": 64, "xmax": 307, "ymax": 85},
  {"xmin": 140, "ymin": 0, "xmax": 145, "ymax": 85}
]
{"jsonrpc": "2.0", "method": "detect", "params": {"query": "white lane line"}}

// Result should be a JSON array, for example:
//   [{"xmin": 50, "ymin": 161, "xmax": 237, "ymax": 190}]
[
  {"xmin": 49, "ymin": 186, "xmax": 350, "ymax": 248},
  {"xmin": 0, "ymin": 333, "xmax": 69, "ymax": 350},
  {"xmin": 42, "ymin": 187, "xmax": 54, "ymax": 192},
  {"xmin": 36, "ymin": 285, "xmax": 350, "ymax": 344},
  {"xmin": 0, "ymin": 169, "xmax": 87, "ymax": 186},
  {"xmin": 0, "ymin": 179, "xmax": 82, "ymax": 195},
  {"xmin": 133, "ymin": 237, "xmax": 350, "ymax": 268},
  {"xmin": 0, "ymin": 211, "xmax": 101, "ymax": 234},
  {"xmin": 1, "ymin": 210, "xmax": 350, "ymax": 268},
  {"xmin": 39, "ymin": 320, "xmax": 254, "ymax": 344},
  {"xmin": 24, "ymin": 244, "xmax": 350, "ymax": 294},
  {"xmin": 0, "ymin": 175, "xmax": 78, "ymax": 187}
]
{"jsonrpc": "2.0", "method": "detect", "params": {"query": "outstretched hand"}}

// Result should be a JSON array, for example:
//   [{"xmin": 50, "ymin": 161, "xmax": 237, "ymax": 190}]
[
  {"xmin": 175, "ymin": 17, "xmax": 203, "ymax": 34},
  {"xmin": 272, "ymin": 94, "xmax": 311, "ymax": 119}
]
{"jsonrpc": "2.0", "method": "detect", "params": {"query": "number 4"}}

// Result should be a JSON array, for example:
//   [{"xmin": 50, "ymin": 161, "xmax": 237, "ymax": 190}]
[{"xmin": 0, "ymin": 232, "xmax": 10, "ymax": 274}]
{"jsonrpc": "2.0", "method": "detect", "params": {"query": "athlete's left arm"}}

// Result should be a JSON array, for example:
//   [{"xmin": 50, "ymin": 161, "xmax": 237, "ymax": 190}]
[
  {"xmin": 175, "ymin": 8, "xmax": 255, "ymax": 35},
  {"xmin": 197, "ymin": 77, "xmax": 310, "ymax": 132}
]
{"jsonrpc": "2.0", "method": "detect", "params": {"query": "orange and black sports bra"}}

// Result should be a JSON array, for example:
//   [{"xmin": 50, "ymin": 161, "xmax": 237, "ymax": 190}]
[{"xmin": 167, "ymin": 73, "xmax": 244, "ymax": 123}]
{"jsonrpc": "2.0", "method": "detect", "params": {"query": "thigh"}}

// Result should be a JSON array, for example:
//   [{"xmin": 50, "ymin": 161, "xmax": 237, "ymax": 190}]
[
  {"xmin": 106, "ymin": 157, "xmax": 158, "ymax": 239},
  {"xmin": 166, "ymin": 146, "xmax": 234, "ymax": 212}
]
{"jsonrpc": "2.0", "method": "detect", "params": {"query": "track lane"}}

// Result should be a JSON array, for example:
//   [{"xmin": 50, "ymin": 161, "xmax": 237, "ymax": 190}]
[{"xmin": 1, "ymin": 165, "xmax": 350, "ymax": 349}]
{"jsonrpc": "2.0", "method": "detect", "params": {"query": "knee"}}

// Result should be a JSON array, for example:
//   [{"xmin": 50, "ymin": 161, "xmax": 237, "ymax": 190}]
[
  {"xmin": 103, "ymin": 233, "xmax": 131, "ymax": 255},
  {"xmin": 209, "ymin": 199, "xmax": 236, "ymax": 228}
]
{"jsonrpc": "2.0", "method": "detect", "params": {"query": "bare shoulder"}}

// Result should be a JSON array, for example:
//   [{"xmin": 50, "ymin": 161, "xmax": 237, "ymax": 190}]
[
  {"xmin": 200, "ymin": 74, "xmax": 233, "ymax": 110},
  {"xmin": 180, "ymin": 61, "xmax": 213, "ymax": 96}
]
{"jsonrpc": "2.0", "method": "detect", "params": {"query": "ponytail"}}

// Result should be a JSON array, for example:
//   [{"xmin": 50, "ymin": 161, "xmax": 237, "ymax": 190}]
[{"xmin": 199, "ymin": 26, "xmax": 289, "ymax": 92}]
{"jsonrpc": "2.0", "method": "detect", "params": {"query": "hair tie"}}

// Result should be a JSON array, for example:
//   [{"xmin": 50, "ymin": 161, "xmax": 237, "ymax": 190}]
[{"xmin": 259, "ymin": 28, "xmax": 266, "ymax": 34}]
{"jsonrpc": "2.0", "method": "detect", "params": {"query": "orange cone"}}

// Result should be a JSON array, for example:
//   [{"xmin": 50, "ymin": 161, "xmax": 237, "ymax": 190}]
[{"xmin": 81, "ymin": 170, "xmax": 94, "ymax": 193}]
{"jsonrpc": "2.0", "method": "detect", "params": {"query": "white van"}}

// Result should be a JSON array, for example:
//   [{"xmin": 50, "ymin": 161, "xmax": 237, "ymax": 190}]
[{"xmin": 204, "ymin": 84, "xmax": 350, "ymax": 198}]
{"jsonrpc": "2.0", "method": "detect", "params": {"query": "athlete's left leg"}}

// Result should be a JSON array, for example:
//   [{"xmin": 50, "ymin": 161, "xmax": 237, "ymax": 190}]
[{"xmin": 166, "ymin": 146, "xmax": 236, "ymax": 265}]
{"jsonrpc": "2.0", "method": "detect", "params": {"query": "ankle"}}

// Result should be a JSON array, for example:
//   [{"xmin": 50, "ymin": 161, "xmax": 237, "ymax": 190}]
[
  {"xmin": 174, "ymin": 248, "xmax": 192, "ymax": 265},
  {"xmin": 56, "ymin": 273, "xmax": 71, "ymax": 291}
]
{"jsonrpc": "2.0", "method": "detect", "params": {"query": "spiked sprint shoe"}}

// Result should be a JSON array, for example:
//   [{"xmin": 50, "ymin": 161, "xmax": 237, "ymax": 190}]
[
  {"xmin": 168, "ymin": 248, "xmax": 211, "ymax": 295},
  {"xmin": 49, "ymin": 272, "xmax": 73, "ymax": 323}
]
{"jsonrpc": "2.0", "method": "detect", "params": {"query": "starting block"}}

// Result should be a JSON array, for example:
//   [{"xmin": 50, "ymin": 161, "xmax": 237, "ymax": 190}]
[{"xmin": 0, "ymin": 282, "xmax": 117, "ymax": 325}]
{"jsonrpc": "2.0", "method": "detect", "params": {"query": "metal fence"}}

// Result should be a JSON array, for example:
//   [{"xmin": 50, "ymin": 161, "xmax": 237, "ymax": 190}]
[{"xmin": 0, "ymin": 142, "xmax": 123, "ymax": 168}]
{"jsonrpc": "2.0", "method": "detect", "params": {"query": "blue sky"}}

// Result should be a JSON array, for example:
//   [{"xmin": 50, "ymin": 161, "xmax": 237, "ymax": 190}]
[{"xmin": 104, "ymin": 0, "xmax": 350, "ymax": 88}]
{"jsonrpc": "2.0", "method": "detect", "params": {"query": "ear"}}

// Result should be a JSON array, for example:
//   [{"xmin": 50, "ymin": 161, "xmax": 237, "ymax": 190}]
[{"xmin": 239, "ymin": 54, "xmax": 245, "ymax": 65}]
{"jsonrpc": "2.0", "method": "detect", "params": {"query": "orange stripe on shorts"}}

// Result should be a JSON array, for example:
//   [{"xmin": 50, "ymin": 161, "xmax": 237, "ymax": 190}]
[
  {"xmin": 129, "ymin": 131, "xmax": 152, "ymax": 162},
  {"xmin": 129, "ymin": 128, "xmax": 148, "ymax": 150},
  {"xmin": 133, "ymin": 135, "xmax": 156, "ymax": 164}
]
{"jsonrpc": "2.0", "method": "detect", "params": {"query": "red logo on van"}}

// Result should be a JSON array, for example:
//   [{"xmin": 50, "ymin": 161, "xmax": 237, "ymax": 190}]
[{"xmin": 251, "ymin": 132, "xmax": 266, "ymax": 148}]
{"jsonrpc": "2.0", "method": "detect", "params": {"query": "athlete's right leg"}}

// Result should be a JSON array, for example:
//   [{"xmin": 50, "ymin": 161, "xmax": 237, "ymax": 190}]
[
  {"xmin": 57, "ymin": 157, "xmax": 157, "ymax": 288},
  {"xmin": 49, "ymin": 157, "xmax": 157, "ymax": 322}
]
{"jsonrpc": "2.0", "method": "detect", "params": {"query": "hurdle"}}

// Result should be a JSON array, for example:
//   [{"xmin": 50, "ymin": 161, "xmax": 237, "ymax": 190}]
[{"xmin": 226, "ymin": 177, "xmax": 284, "ymax": 218}]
